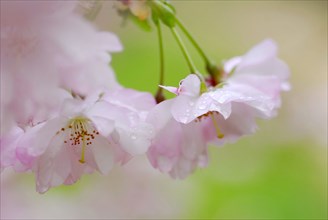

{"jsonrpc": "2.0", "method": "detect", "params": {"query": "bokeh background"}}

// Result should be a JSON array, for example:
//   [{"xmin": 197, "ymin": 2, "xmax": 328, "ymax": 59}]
[{"xmin": 1, "ymin": 1, "xmax": 327, "ymax": 219}]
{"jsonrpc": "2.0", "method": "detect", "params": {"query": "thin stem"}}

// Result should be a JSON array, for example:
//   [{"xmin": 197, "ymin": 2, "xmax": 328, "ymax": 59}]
[
  {"xmin": 157, "ymin": 22, "xmax": 164, "ymax": 86},
  {"xmin": 171, "ymin": 27, "xmax": 197, "ymax": 73},
  {"xmin": 155, "ymin": 22, "xmax": 166, "ymax": 103},
  {"xmin": 175, "ymin": 17, "xmax": 213, "ymax": 66}
]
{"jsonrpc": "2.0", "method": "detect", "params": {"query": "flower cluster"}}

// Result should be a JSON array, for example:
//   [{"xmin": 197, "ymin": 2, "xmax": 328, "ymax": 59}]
[{"xmin": 0, "ymin": 1, "xmax": 290, "ymax": 193}]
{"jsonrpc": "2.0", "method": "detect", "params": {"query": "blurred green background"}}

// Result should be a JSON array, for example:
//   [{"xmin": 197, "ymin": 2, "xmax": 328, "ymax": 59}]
[{"xmin": 1, "ymin": 1, "xmax": 327, "ymax": 219}]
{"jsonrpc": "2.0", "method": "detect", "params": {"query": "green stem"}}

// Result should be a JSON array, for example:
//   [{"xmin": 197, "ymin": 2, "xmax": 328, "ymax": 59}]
[
  {"xmin": 157, "ymin": 22, "xmax": 164, "ymax": 86},
  {"xmin": 155, "ymin": 22, "xmax": 166, "ymax": 103},
  {"xmin": 171, "ymin": 27, "xmax": 197, "ymax": 73},
  {"xmin": 175, "ymin": 17, "xmax": 214, "ymax": 67}
]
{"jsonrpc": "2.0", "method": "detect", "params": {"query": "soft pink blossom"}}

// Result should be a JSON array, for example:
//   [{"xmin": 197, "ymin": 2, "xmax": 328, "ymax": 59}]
[
  {"xmin": 12, "ymin": 87, "xmax": 155, "ymax": 193},
  {"xmin": 0, "ymin": 1, "xmax": 122, "ymax": 133},
  {"xmin": 15, "ymin": 98, "xmax": 122, "ymax": 193},
  {"xmin": 147, "ymin": 100, "xmax": 208, "ymax": 179},
  {"xmin": 224, "ymin": 39, "xmax": 290, "ymax": 108},
  {"xmin": 162, "ymin": 39, "xmax": 290, "ymax": 144}
]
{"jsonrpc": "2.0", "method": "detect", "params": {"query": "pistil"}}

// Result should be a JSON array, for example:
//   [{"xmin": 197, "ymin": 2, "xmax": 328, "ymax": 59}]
[{"xmin": 210, "ymin": 114, "xmax": 224, "ymax": 139}]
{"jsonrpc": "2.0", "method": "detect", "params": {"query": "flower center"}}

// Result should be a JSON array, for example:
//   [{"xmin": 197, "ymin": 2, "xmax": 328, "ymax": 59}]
[{"xmin": 57, "ymin": 117, "xmax": 100, "ymax": 164}]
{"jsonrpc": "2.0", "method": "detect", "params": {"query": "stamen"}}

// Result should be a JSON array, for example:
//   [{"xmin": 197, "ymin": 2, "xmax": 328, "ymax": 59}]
[
  {"xmin": 210, "ymin": 114, "xmax": 224, "ymax": 139},
  {"xmin": 64, "ymin": 117, "xmax": 100, "ymax": 163}
]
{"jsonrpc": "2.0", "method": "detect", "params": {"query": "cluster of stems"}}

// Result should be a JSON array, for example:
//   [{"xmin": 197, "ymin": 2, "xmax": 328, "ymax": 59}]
[{"xmin": 148, "ymin": 0, "xmax": 222, "ymax": 102}]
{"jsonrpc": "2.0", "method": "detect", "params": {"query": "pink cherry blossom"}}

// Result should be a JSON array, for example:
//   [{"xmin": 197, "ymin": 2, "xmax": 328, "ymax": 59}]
[
  {"xmin": 15, "ymin": 98, "xmax": 122, "ymax": 193},
  {"xmin": 224, "ymin": 39, "xmax": 290, "ymax": 108},
  {"xmin": 161, "ymin": 39, "xmax": 290, "ymax": 144},
  {"xmin": 12, "ymin": 87, "xmax": 155, "ymax": 193},
  {"xmin": 147, "ymin": 100, "xmax": 208, "ymax": 179},
  {"xmin": 0, "ymin": 1, "xmax": 122, "ymax": 133}
]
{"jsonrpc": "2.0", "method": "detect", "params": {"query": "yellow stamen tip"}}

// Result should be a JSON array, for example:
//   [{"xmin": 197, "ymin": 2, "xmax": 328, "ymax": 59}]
[
  {"xmin": 79, "ymin": 159, "xmax": 85, "ymax": 164},
  {"xmin": 218, "ymin": 134, "xmax": 224, "ymax": 139}
]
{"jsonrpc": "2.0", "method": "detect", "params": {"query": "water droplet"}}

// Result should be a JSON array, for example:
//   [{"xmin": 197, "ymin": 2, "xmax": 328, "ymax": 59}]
[
  {"xmin": 198, "ymin": 105, "xmax": 206, "ymax": 110},
  {"xmin": 130, "ymin": 134, "xmax": 137, "ymax": 140},
  {"xmin": 179, "ymin": 116, "xmax": 188, "ymax": 123},
  {"xmin": 189, "ymin": 102, "xmax": 194, "ymax": 106}
]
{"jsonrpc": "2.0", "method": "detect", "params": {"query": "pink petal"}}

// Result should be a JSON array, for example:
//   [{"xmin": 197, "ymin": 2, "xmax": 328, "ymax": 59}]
[
  {"xmin": 159, "ymin": 85, "xmax": 178, "ymax": 95},
  {"xmin": 178, "ymin": 74, "xmax": 201, "ymax": 97},
  {"xmin": 90, "ymin": 136, "xmax": 114, "ymax": 174}
]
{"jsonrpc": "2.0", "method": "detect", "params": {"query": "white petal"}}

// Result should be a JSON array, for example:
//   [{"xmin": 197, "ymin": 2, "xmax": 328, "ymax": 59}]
[
  {"xmin": 103, "ymin": 88, "xmax": 156, "ymax": 112},
  {"xmin": 180, "ymin": 122, "xmax": 206, "ymax": 160},
  {"xmin": 19, "ymin": 117, "xmax": 67, "ymax": 157},
  {"xmin": 240, "ymin": 39, "xmax": 277, "ymax": 67},
  {"xmin": 90, "ymin": 116, "xmax": 115, "ymax": 137},
  {"xmin": 96, "ymin": 32, "xmax": 123, "ymax": 53},
  {"xmin": 211, "ymin": 83, "xmax": 274, "ymax": 118},
  {"xmin": 36, "ymin": 137, "xmax": 71, "ymax": 193},
  {"xmin": 117, "ymin": 122, "xmax": 153, "ymax": 155},
  {"xmin": 171, "ymin": 96, "xmax": 198, "ymax": 124},
  {"xmin": 146, "ymin": 100, "xmax": 174, "ymax": 131},
  {"xmin": 179, "ymin": 74, "xmax": 201, "ymax": 97},
  {"xmin": 91, "ymin": 136, "xmax": 114, "ymax": 174},
  {"xmin": 224, "ymin": 56, "xmax": 242, "ymax": 74},
  {"xmin": 159, "ymin": 85, "xmax": 178, "ymax": 95}
]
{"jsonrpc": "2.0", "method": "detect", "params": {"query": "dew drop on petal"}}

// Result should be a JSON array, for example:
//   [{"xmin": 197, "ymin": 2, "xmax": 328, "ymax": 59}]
[
  {"xmin": 179, "ymin": 115, "xmax": 188, "ymax": 123},
  {"xmin": 130, "ymin": 134, "xmax": 137, "ymax": 140},
  {"xmin": 198, "ymin": 105, "xmax": 206, "ymax": 110}
]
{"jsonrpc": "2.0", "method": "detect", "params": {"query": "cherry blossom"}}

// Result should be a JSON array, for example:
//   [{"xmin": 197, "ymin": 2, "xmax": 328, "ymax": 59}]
[
  {"xmin": 13, "ymin": 99, "xmax": 118, "ymax": 193},
  {"xmin": 0, "ymin": 0, "xmax": 291, "ymax": 194},
  {"xmin": 147, "ymin": 100, "xmax": 208, "ymax": 179},
  {"xmin": 0, "ymin": 1, "xmax": 122, "ymax": 133},
  {"xmin": 161, "ymin": 39, "xmax": 289, "ymax": 144},
  {"xmin": 11, "ymin": 87, "xmax": 154, "ymax": 193}
]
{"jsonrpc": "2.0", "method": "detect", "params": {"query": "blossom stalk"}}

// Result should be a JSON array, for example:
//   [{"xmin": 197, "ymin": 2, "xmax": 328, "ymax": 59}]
[
  {"xmin": 155, "ymin": 22, "xmax": 166, "ymax": 103},
  {"xmin": 170, "ymin": 27, "xmax": 198, "ymax": 74},
  {"xmin": 175, "ymin": 17, "xmax": 214, "ymax": 67}
]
